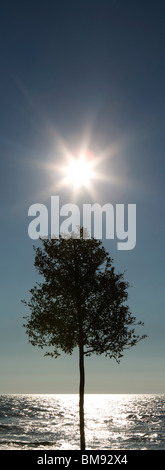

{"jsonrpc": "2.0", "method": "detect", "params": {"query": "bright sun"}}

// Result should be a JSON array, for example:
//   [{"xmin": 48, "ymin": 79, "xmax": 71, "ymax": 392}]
[
  {"xmin": 63, "ymin": 155, "xmax": 94, "ymax": 189},
  {"xmin": 43, "ymin": 134, "xmax": 121, "ymax": 199}
]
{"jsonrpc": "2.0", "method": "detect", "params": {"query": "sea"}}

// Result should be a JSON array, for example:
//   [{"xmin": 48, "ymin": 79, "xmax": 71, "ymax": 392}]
[{"xmin": 0, "ymin": 394, "xmax": 165, "ymax": 450}]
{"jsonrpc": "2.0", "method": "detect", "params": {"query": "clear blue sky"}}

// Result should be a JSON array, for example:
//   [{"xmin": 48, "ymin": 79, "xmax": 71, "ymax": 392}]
[{"xmin": 0, "ymin": 0, "xmax": 165, "ymax": 394}]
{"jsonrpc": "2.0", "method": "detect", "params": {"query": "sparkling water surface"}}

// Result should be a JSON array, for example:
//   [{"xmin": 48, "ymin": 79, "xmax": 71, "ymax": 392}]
[{"xmin": 0, "ymin": 394, "xmax": 164, "ymax": 450}]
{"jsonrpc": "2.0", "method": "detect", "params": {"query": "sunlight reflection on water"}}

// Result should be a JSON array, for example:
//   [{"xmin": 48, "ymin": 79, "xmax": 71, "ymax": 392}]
[{"xmin": 0, "ymin": 394, "xmax": 165, "ymax": 450}]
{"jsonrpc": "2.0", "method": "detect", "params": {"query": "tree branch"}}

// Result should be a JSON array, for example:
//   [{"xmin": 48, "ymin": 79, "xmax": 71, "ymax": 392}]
[{"xmin": 84, "ymin": 349, "xmax": 96, "ymax": 356}]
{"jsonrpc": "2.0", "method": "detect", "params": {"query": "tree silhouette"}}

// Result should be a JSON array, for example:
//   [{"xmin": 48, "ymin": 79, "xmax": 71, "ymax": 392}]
[{"xmin": 23, "ymin": 229, "xmax": 146, "ymax": 450}]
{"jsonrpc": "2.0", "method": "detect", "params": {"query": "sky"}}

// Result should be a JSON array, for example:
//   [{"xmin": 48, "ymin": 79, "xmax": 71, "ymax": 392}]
[{"xmin": 0, "ymin": 0, "xmax": 165, "ymax": 394}]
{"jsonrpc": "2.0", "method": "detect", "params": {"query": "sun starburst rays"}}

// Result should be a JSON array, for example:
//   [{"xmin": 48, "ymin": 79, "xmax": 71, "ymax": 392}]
[
  {"xmin": 46, "ymin": 137, "xmax": 120, "ymax": 198},
  {"xmin": 30, "ymin": 130, "xmax": 127, "ymax": 202}
]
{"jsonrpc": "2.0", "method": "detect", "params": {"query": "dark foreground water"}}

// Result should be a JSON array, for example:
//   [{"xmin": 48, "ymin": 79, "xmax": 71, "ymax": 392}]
[{"xmin": 0, "ymin": 394, "xmax": 164, "ymax": 450}]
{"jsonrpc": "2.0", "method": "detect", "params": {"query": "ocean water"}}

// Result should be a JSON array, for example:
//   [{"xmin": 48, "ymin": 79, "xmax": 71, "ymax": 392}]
[{"xmin": 0, "ymin": 394, "xmax": 164, "ymax": 450}]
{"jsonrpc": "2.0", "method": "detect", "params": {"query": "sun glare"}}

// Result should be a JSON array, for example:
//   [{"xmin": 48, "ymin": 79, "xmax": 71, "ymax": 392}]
[
  {"xmin": 63, "ymin": 155, "xmax": 94, "ymax": 190},
  {"xmin": 39, "ymin": 131, "xmax": 123, "ymax": 200}
]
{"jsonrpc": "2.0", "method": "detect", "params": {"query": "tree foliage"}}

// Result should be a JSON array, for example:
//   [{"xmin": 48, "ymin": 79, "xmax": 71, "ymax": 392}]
[{"xmin": 23, "ymin": 230, "xmax": 146, "ymax": 362}]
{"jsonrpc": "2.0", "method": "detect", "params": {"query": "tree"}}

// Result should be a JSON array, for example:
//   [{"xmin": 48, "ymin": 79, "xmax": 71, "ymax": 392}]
[{"xmin": 23, "ymin": 228, "xmax": 146, "ymax": 450}]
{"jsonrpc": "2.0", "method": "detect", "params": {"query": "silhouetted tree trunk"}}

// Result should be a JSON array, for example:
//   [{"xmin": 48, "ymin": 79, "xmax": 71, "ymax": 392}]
[
  {"xmin": 79, "ymin": 335, "xmax": 85, "ymax": 450},
  {"xmin": 73, "ymin": 239, "xmax": 86, "ymax": 449}
]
